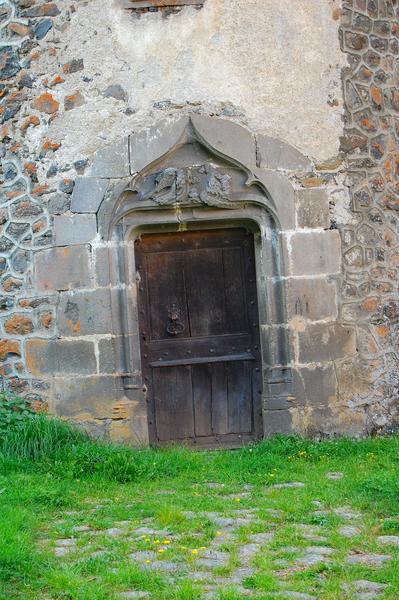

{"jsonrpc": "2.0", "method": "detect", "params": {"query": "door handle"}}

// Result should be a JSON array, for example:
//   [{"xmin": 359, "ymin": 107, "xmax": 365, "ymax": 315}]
[{"xmin": 166, "ymin": 303, "xmax": 185, "ymax": 336}]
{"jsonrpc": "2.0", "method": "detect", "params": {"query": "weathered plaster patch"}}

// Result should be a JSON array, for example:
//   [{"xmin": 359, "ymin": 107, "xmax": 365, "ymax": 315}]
[{"xmin": 39, "ymin": 0, "xmax": 345, "ymax": 164}]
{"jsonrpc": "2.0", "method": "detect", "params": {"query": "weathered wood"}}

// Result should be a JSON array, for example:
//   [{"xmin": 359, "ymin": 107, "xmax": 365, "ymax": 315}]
[
  {"xmin": 136, "ymin": 228, "xmax": 263, "ymax": 447},
  {"xmin": 192, "ymin": 364, "xmax": 212, "ymax": 437}
]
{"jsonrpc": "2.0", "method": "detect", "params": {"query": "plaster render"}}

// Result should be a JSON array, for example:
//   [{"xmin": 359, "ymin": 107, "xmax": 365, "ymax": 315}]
[{"xmin": 34, "ymin": 0, "xmax": 345, "ymax": 166}]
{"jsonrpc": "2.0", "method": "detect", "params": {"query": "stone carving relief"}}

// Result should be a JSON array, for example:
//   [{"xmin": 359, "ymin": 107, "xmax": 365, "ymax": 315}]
[{"xmin": 138, "ymin": 165, "xmax": 235, "ymax": 208}]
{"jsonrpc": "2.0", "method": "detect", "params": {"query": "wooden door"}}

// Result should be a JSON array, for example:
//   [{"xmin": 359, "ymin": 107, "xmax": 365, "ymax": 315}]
[{"xmin": 135, "ymin": 228, "xmax": 263, "ymax": 448}]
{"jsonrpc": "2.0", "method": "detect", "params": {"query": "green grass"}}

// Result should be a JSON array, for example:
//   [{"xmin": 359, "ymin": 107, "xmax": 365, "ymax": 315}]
[{"xmin": 0, "ymin": 416, "xmax": 398, "ymax": 599}]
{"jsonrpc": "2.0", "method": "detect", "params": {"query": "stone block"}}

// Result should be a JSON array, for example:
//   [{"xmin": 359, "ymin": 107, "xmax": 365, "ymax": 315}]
[
  {"xmin": 58, "ymin": 288, "xmax": 115, "ymax": 336},
  {"xmin": 263, "ymin": 410, "xmax": 293, "ymax": 436},
  {"xmin": 53, "ymin": 375, "xmax": 120, "ymax": 419},
  {"xmin": 88, "ymin": 137, "xmax": 130, "ymax": 178},
  {"xmin": 26, "ymin": 339, "xmax": 97, "ymax": 376},
  {"xmin": 129, "ymin": 116, "xmax": 189, "ymax": 174},
  {"xmin": 98, "ymin": 337, "xmax": 117, "ymax": 373},
  {"xmin": 54, "ymin": 214, "xmax": 97, "ymax": 246},
  {"xmin": 265, "ymin": 395, "xmax": 291, "ymax": 410},
  {"xmin": 289, "ymin": 230, "xmax": 341, "ymax": 276},
  {"xmin": 253, "ymin": 169, "xmax": 296, "ymax": 230},
  {"xmin": 298, "ymin": 323, "xmax": 356, "ymax": 362},
  {"xmin": 33, "ymin": 245, "xmax": 92, "ymax": 291},
  {"xmin": 293, "ymin": 364, "xmax": 338, "ymax": 408},
  {"xmin": 284, "ymin": 278, "xmax": 338, "ymax": 321},
  {"xmin": 191, "ymin": 114, "xmax": 256, "ymax": 167},
  {"xmin": 257, "ymin": 135, "xmax": 311, "ymax": 171},
  {"xmin": 260, "ymin": 324, "xmax": 295, "ymax": 367},
  {"xmin": 93, "ymin": 244, "xmax": 111, "ymax": 287},
  {"xmin": 70, "ymin": 177, "xmax": 108, "ymax": 213},
  {"xmin": 98, "ymin": 331, "xmax": 140, "ymax": 375},
  {"xmin": 109, "ymin": 414, "xmax": 149, "ymax": 446},
  {"xmin": 101, "ymin": 335, "xmax": 141, "ymax": 375},
  {"xmin": 296, "ymin": 189, "xmax": 330, "ymax": 229},
  {"xmin": 264, "ymin": 368, "xmax": 294, "ymax": 410}
]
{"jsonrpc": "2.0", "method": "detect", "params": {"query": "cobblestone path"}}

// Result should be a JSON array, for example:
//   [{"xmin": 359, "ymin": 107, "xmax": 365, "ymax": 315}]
[{"xmin": 43, "ymin": 477, "xmax": 398, "ymax": 599}]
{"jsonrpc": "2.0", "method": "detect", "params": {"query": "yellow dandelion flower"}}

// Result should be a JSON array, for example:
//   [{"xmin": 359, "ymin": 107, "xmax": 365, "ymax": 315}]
[
  {"xmin": 158, "ymin": 548, "xmax": 165, "ymax": 553},
  {"xmin": 200, "ymin": 546, "xmax": 206, "ymax": 550},
  {"xmin": 163, "ymin": 540, "xmax": 171, "ymax": 545},
  {"xmin": 191, "ymin": 549, "xmax": 198, "ymax": 555},
  {"xmin": 154, "ymin": 539, "xmax": 160, "ymax": 544},
  {"xmin": 235, "ymin": 498, "xmax": 241, "ymax": 502},
  {"xmin": 145, "ymin": 560, "xmax": 151, "ymax": 564}
]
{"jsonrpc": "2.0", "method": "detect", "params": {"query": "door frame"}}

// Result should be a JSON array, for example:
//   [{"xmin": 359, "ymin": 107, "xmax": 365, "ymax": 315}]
[
  {"xmin": 134, "ymin": 226, "xmax": 264, "ymax": 447},
  {"xmin": 107, "ymin": 202, "xmax": 292, "ymax": 444}
]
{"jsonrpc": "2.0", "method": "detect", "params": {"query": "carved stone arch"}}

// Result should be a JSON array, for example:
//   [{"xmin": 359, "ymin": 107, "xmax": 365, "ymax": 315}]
[{"xmin": 95, "ymin": 115, "xmax": 296, "ymax": 439}]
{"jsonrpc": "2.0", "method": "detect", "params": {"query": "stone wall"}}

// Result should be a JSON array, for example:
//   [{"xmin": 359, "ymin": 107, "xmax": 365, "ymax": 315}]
[
  {"xmin": 0, "ymin": 0, "xmax": 397, "ymax": 441},
  {"xmin": 337, "ymin": 0, "xmax": 399, "ymax": 433}
]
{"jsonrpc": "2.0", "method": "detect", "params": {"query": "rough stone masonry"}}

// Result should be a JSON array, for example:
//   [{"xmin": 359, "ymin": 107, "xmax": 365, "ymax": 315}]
[{"xmin": 0, "ymin": 0, "xmax": 398, "ymax": 443}]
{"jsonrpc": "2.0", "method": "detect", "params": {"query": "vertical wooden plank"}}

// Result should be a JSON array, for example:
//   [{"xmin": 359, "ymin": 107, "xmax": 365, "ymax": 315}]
[
  {"xmin": 153, "ymin": 366, "xmax": 194, "ymax": 441},
  {"xmin": 184, "ymin": 248, "xmax": 225, "ymax": 337},
  {"xmin": 211, "ymin": 362, "xmax": 229, "ymax": 435},
  {"xmin": 153, "ymin": 367, "xmax": 174, "ymax": 442},
  {"xmin": 222, "ymin": 247, "xmax": 247, "ymax": 334},
  {"xmin": 240, "ymin": 361, "xmax": 253, "ymax": 433},
  {"xmin": 192, "ymin": 364, "xmax": 212, "ymax": 437},
  {"xmin": 146, "ymin": 252, "xmax": 188, "ymax": 340},
  {"xmin": 227, "ymin": 361, "xmax": 252, "ymax": 434}
]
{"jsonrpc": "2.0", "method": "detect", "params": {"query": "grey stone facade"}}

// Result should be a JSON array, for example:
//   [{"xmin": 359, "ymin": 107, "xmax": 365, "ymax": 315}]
[{"xmin": 0, "ymin": 0, "xmax": 397, "ymax": 441}]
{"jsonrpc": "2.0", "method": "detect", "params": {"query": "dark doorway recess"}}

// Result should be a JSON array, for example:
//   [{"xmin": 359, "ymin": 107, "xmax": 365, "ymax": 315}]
[{"xmin": 135, "ymin": 227, "xmax": 263, "ymax": 448}]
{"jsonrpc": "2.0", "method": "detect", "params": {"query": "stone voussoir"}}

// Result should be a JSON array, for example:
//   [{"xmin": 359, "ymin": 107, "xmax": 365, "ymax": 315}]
[
  {"xmin": 257, "ymin": 134, "xmax": 312, "ymax": 171},
  {"xmin": 70, "ymin": 177, "xmax": 109, "ymax": 213},
  {"xmin": 191, "ymin": 114, "xmax": 257, "ymax": 168},
  {"xmin": 88, "ymin": 137, "xmax": 130, "ymax": 178},
  {"xmin": 129, "ymin": 116, "xmax": 189, "ymax": 174}
]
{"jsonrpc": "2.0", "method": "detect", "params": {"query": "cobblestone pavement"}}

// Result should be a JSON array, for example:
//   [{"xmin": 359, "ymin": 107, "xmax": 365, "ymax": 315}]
[{"xmin": 39, "ymin": 476, "xmax": 399, "ymax": 599}]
